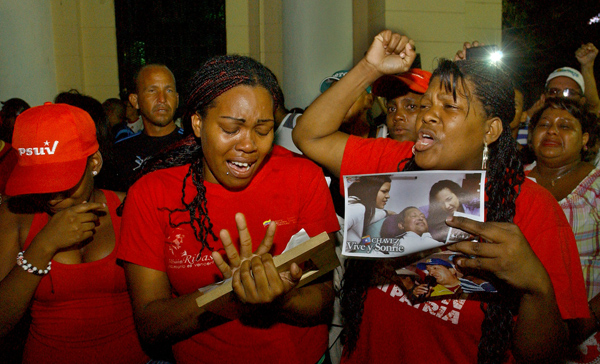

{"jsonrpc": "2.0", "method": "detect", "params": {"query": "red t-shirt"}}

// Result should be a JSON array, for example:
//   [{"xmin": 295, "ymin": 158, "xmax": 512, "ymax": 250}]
[
  {"xmin": 340, "ymin": 136, "xmax": 589, "ymax": 363},
  {"xmin": 118, "ymin": 146, "xmax": 340, "ymax": 364},
  {"xmin": 21, "ymin": 190, "xmax": 148, "ymax": 364}
]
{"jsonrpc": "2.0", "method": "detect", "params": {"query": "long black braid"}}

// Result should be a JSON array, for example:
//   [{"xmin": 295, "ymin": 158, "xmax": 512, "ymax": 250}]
[
  {"xmin": 341, "ymin": 59, "xmax": 525, "ymax": 364},
  {"xmin": 121, "ymin": 55, "xmax": 283, "ymax": 259},
  {"xmin": 444, "ymin": 59, "xmax": 523, "ymax": 364}
]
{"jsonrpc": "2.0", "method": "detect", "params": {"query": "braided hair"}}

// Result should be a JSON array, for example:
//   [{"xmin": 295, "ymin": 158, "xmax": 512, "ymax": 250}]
[
  {"xmin": 341, "ymin": 59, "xmax": 524, "ymax": 364},
  {"xmin": 131, "ymin": 55, "xmax": 283, "ymax": 259}
]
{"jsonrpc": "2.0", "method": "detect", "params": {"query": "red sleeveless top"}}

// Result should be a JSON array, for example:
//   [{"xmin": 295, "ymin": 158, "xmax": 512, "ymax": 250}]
[{"xmin": 21, "ymin": 190, "xmax": 148, "ymax": 364}]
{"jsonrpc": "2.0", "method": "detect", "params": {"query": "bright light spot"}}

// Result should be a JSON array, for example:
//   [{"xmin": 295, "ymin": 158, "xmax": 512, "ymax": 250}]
[
  {"xmin": 590, "ymin": 14, "xmax": 600, "ymax": 25},
  {"xmin": 490, "ymin": 50, "xmax": 503, "ymax": 64}
]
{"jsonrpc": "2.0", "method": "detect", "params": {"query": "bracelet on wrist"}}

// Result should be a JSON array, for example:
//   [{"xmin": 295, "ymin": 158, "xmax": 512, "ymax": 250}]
[{"xmin": 16, "ymin": 251, "xmax": 52, "ymax": 276}]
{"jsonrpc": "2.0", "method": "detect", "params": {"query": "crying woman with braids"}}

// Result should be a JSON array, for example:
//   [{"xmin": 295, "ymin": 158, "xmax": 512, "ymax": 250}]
[{"xmin": 116, "ymin": 55, "xmax": 339, "ymax": 364}]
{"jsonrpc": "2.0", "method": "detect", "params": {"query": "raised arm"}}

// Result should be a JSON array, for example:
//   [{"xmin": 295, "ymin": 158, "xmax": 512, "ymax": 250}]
[
  {"xmin": 293, "ymin": 30, "xmax": 416, "ymax": 176},
  {"xmin": 0, "ymin": 201, "xmax": 106, "ymax": 336},
  {"xmin": 576, "ymin": 43, "xmax": 600, "ymax": 115}
]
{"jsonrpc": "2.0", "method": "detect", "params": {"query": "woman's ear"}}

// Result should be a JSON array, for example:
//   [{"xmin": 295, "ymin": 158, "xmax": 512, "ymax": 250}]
[
  {"xmin": 191, "ymin": 113, "xmax": 203, "ymax": 138},
  {"xmin": 484, "ymin": 116, "xmax": 503, "ymax": 145},
  {"xmin": 583, "ymin": 132, "xmax": 590, "ymax": 151},
  {"xmin": 90, "ymin": 151, "xmax": 103, "ymax": 176}
]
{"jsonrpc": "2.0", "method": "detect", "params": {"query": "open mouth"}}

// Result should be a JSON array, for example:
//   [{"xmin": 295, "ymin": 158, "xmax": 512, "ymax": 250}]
[
  {"xmin": 415, "ymin": 131, "xmax": 435, "ymax": 152},
  {"xmin": 227, "ymin": 160, "xmax": 255, "ymax": 178}
]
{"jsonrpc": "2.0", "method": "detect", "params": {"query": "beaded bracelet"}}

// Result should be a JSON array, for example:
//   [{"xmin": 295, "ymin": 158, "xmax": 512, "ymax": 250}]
[{"xmin": 16, "ymin": 251, "xmax": 51, "ymax": 276}]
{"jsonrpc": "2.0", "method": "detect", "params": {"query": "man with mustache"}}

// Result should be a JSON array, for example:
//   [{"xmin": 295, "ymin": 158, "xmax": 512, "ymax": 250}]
[{"xmin": 106, "ymin": 64, "xmax": 185, "ymax": 191}]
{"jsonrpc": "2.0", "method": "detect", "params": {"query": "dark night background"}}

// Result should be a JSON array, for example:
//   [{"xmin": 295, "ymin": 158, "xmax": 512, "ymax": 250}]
[
  {"xmin": 503, "ymin": 0, "xmax": 600, "ymax": 107},
  {"xmin": 112, "ymin": 1, "xmax": 600, "ymax": 110}
]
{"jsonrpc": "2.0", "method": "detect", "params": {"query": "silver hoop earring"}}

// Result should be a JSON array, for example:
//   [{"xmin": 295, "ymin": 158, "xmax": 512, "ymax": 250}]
[
  {"xmin": 482, "ymin": 142, "xmax": 489, "ymax": 170},
  {"xmin": 412, "ymin": 145, "xmax": 416, "ymax": 155}
]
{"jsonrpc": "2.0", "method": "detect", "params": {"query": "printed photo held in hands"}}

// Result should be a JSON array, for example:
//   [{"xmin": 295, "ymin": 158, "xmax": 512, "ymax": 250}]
[
  {"xmin": 342, "ymin": 170, "xmax": 485, "ymax": 258},
  {"xmin": 294, "ymin": 29, "xmax": 589, "ymax": 364},
  {"xmin": 395, "ymin": 250, "xmax": 497, "ymax": 305}
]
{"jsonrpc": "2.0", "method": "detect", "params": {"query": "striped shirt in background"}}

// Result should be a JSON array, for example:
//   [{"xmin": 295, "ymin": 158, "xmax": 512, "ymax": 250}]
[
  {"xmin": 516, "ymin": 120, "xmax": 529, "ymax": 146},
  {"xmin": 558, "ymin": 167, "xmax": 600, "ymax": 301}
]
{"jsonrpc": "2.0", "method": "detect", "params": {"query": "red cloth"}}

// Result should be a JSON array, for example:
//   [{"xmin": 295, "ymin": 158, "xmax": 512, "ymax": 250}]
[
  {"xmin": 0, "ymin": 142, "xmax": 18, "ymax": 195},
  {"xmin": 21, "ymin": 190, "xmax": 148, "ymax": 364},
  {"xmin": 118, "ymin": 146, "xmax": 340, "ymax": 364},
  {"xmin": 339, "ymin": 136, "xmax": 589, "ymax": 363}
]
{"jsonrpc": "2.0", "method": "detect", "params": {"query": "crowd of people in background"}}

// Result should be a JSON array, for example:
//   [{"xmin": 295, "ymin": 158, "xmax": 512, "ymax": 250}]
[{"xmin": 0, "ymin": 27, "xmax": 599, "ymax": 364}]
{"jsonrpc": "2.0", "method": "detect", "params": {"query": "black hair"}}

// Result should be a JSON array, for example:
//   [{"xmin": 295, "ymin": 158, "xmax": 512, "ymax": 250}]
[
  {"xmin": 428, "ymin": 179, "xmax": 467, "ymax": 211},
  {"xmin": 347, "ymin": 175, "xmax": 392, "ymax": 234},
  {"xmin": 425, "ymin": 179, "xmax": 470, "ymax": 241},
  {"xmin": 528, "ymin": 98, "xmax": 600, "ymax": 162},
  {"xmin": 125, "ymin": 55, "xmax": 282, "ymax": 258},
  {"xmin": 341, "ymin": 59, "xmax": 524, "ymax": 364},
  {"xmin": 0, "ymin": 98, "xmax": 30, "ymax": 143},
  {"xmin": 54, "ymin": 90, "xmax": 114, "ymax": 178}
]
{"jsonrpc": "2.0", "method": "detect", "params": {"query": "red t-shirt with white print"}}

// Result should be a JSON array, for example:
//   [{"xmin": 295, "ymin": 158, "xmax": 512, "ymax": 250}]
[{"xmin": 118, "ymin": 146, "xmax": 340, "ymax": 364}]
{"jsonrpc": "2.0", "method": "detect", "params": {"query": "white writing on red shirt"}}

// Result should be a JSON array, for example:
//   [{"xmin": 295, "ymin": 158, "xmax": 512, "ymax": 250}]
[
  {"xmin": 378, "ymin": 283, "xmax": 466, "ymax": 324},
  {"xmin": 166, "ymin": 228, "xmax": 214, "ymax": 268}
]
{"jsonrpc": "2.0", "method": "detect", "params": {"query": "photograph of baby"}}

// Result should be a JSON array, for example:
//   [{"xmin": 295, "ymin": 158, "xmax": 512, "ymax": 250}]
[
  {"xmin": 395, "ymin": 251, "xmax": 497, "ymax": 304},
  {"xmin": 342, "ymin": 170, "xmax": 485, "ymax": 258}
]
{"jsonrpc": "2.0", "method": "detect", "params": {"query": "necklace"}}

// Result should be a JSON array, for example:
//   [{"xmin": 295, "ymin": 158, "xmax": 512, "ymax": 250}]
[{"xmin": 545, "ymin": 161, "xmax": 582, "ymax": 186}]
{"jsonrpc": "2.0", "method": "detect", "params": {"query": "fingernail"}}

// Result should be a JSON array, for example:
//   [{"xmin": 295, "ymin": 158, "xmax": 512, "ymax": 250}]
[{"xmin": 446, "ymin": 216, "xmax": 454, "ymax": 222}]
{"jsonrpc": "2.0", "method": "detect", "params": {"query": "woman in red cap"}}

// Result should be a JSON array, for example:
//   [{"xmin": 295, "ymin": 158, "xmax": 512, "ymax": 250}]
[{"xmin": 0, "ymin": 103, "xmax": 148, "ymax": 363}]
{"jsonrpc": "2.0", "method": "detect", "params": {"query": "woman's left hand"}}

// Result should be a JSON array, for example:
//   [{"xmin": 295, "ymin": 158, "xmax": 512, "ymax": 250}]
[
  {"xmin": 446, "ymin": 215, "xmax": 551, "ymax": 294},
  {"xmin": 211, "ymin": 213, "xmax": 303, "ymax": 304}
]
